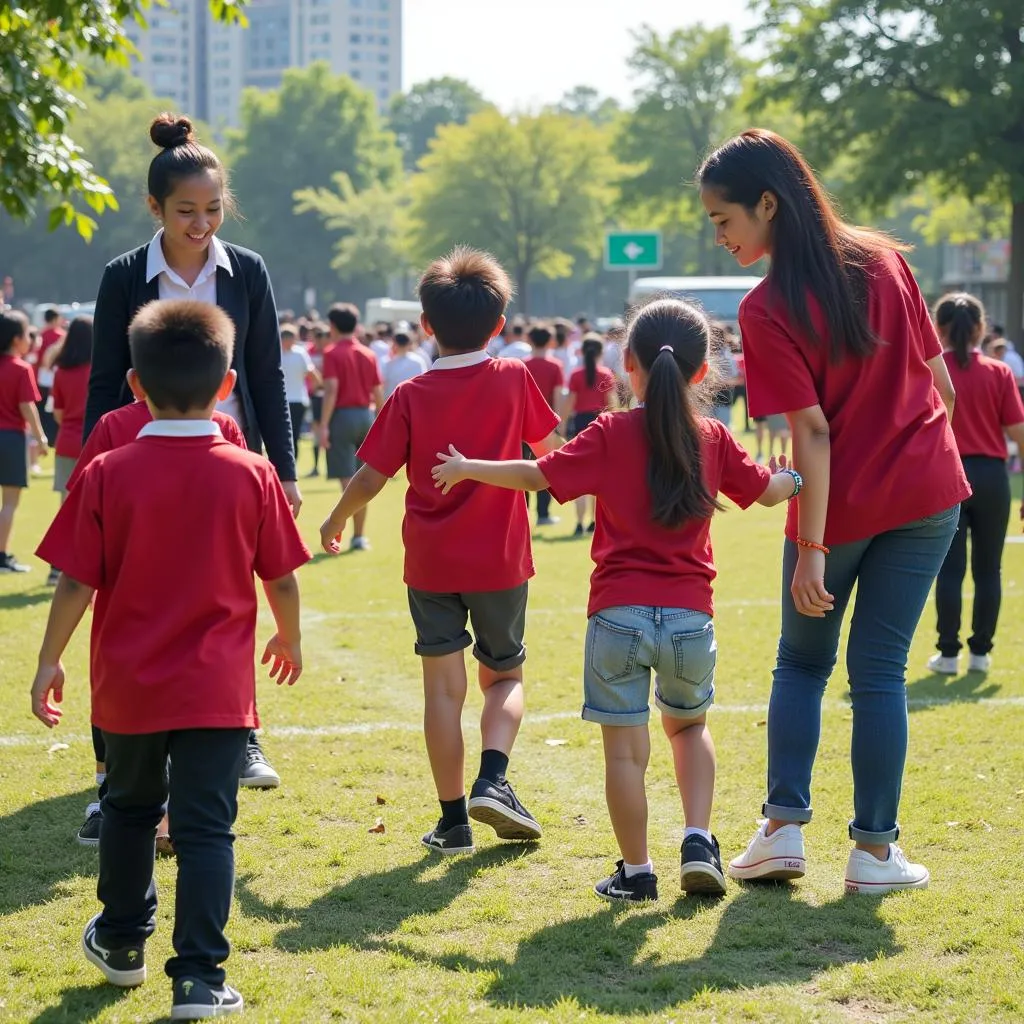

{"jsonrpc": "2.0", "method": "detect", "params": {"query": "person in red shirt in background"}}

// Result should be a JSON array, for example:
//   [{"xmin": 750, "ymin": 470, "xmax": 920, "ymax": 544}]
[
  {"xmin": 523, "ymin": 323, "xmax": 565, "ymax": 527},
  {"xmin": 318, "ymin": 303, "xmax": 383, "ymax": 552},
  {"xmin": 565, "ymin": 334, "xmax": 617, "ymax": 536},
  {"xmin": 31, "ymin": 299, "xmax": 308, "ymax": 1020},
  {"xmin": 929, "ymin": 293, "xmax": 1024, "ymax": 676},
  {"xmin": 699, "ymin": 129, "xmax": 969, "ymax": 895},
  {"xmin": 306, "ymin": 321, "xmax": 330, "ymax": 478},
  {"xmin": 0, "ymin": 310, "xmax": 49, "ymax": 573},
  {"xmin": 35, "ymin": 307, "xmax": 65, "ymax": 446},
  {"xmin": 320, "ymin": 246, "xmax": 562, "ymax": 856},
  {"xmin": 433, "ymin": 298, "xmax": 802, "ymax": 901}
]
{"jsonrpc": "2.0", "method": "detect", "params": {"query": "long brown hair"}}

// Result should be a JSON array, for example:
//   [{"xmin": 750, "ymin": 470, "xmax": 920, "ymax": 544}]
[{"xmin": 698, "ymin": 129, "xmax": 906, "ymax": 363}]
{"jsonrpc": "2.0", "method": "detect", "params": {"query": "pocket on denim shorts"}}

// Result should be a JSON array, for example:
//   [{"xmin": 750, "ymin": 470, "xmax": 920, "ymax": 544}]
[
  {"xmin": 918, "ymin": 505, "xmax": 959, "ymax": 526},
  {"xmin": 671, "ymin": 620, "xmax": 717, "ymax": 687},
  {"xmin": 590, "ymin": 615, "xmax": 643, "ymax": 683}
]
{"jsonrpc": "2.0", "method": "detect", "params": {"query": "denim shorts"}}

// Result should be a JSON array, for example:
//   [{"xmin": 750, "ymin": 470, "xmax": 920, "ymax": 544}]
[{"xmin": 582, "ymin": 606, "xmax": 716, "ymax": 726}]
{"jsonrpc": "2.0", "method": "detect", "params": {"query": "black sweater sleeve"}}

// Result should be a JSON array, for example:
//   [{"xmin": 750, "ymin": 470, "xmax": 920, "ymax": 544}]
[
  {"xmin": 84, "ymin": 262, "xmax": 132, "ymax": 441},
  {"xmin": 245, "ymin": 256, "xmax": 296, "ymax": 480}
]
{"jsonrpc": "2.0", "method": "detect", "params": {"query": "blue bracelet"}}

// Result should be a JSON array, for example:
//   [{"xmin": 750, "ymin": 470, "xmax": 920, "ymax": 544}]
[{"xmin": 781, "ymin": 467, "xmax": 803, "ymax": 498}]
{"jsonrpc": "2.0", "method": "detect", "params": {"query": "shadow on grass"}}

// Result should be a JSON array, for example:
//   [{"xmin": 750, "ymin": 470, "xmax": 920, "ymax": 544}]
[
  {"xmin": 0, "ymin": 587, "xmax": 54, "ymax": 611},
  {"xmin": 388, "ymin": 884, "xmax": 899, "ymax": 1015},
  {"xmin": 905, "ymin": 671, "xmax": 1000, "ymax": 710},
  {"xmin": 236, "ymin": 844, "xmax": 535, "ymax": 953},
  {"xmin": 0, "ymin": 788, "xmax": 96, "ymax": 916},
  {"xmin": 29, "ymin": 984, "xmax": 129, "ymax": 1024}
]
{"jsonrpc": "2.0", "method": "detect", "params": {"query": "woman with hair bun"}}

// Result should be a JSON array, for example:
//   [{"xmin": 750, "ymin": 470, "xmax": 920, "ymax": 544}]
[{"xmin": 929, "ymin": 292, "xmax": 1024, "ymax": 676}]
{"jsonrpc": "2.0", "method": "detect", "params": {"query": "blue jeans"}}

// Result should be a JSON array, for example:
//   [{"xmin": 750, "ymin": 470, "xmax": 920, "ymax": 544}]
[{"xmin": 764, "ymin": 507, "xmax": 959, "ymax": 843}]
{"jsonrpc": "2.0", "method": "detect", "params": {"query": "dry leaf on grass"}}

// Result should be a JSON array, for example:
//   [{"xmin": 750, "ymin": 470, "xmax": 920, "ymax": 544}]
[
  {"xmin": 368, "ymin": 818, "xmax": 386, "ymax": 834},
  {"xmin": 47, "ymin": 743, "xmax": 69, "ymax": 753},
  {"xmin": 573, "ymin": 814, "xmax": 588, "ymax": 826},
  {"xmin": 755, "ymin": 720, "xmax": 767, "ymax": 728},
  {"xmin": 375, "ymin": 795, "xmax": 387, "ymax": 805}
]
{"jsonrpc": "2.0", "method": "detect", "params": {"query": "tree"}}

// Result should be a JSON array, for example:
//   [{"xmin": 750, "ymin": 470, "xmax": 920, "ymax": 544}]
[
  {"xmin": 388, "ymin": 77, "xmax": 491, "ymax": 170},
  {"xmin": 408, "ymin": 109, "xmax": 621, "ymax": 312},
  {"xmin": 753, "ymin": 0, "xmax": 1024, "ymax": 334},
  {"xmin": 226, "ymin": 63, "xmax": 402, "ymax": 310},
  {"xmin": 551, "ymin": 86, "xmax": 621, "ymax": 126},
  {"xmin": 0, "ymin": 0, "xmax": 246, "ymax": 237}
]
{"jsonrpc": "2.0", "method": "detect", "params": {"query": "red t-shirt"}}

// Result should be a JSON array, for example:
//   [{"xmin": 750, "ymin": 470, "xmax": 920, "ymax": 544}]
[
  {"xmin": 37, "ymin": 434, "xmax": 310, "ymax": 734},
  {"xmin": 51, "ymin": 364, "xmax": 90, "ymax": 458},
  {"xmin": 539, "ymin": 410, "xmax": 770, "ymax": 617},
  {"xmin": 35, "ymin": 327, "xmax": 64, "ymax": 383},
  {"xmin": 569, "ymin": 365, "xmax": 616, "ymax": 414},
  {"xmin": 358, "ymin": 355, "xmax": 560, "ymax": 592},
  {"xmin": 943, "ymin": 351, "xmax": 1024, "ymax": 459},
  {"xmin": 323, "ymin": 339, "xmax": 383, "ymax": 408},
  {"xmin": 524, "ymin": 354, "xmax": 565, "ymax": 408},
  {"xmin": 68, "ymin": 402, "xmax": 247, "ymax": 491},
  {"xmin": 739, "ymin": 250, "xmax": 970, "ymax": 546},
  {"xmin": 0, "ymin": 355, "xmax": 41, "ymax": 430}
]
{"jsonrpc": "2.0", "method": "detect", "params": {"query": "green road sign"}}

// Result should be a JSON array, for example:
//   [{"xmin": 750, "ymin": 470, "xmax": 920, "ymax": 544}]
[{"xmin": 605, "ymin": 230, "xmax": 663, "ymax": 271}]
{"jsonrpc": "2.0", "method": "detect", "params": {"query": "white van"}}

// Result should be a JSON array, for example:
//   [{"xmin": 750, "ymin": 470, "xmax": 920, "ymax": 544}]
[
  {"xmin": 364, "ymin": 297, "xmax": 421, "ymax": 327},
  {"xmin": 628, "ymin": 276, "xmax": 763, "ymax": 330}
]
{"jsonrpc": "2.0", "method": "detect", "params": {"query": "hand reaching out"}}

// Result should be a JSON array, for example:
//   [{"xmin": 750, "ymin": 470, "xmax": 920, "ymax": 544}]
[
  {"xmin": 261, "ymin": 635, "xmax": 302, "ymax": 686},
  {"xmin": 431, "ymin": 445, "xmax": 468, "ymax": 495}
]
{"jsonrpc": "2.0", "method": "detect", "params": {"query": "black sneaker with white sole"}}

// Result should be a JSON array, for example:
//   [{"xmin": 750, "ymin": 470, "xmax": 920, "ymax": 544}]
[
  {"xmin": 468, "ymin": 777, "xmax": 542, "ymax": 840},
  {"xmin": 0, "ymin": 553, "xmax": 30, "ymax": 573},
  {"xmin": 680, "ymin": 833, "xmax": 727, "ymax": 896},
  {"xmin": 595, "ymin": 860, "xmax": 659, "ymax": 903},
  {"xmin": 239, "ymin": 737, "xmax": 280, "ymax": 789},
  {"xmin": 82, "ymin": 913, "xmax": 146, "ymax": 987},
  {"xmin": 421, "ymin": 820, "xmax": 475, "ymax": 856},
  {"xmin": 171, "ymin": 977, "xmax": 244, "ymax": 1020},
  {"xmin": 77, "ymin": 806, "xmax": 103, "ymax": 846}
]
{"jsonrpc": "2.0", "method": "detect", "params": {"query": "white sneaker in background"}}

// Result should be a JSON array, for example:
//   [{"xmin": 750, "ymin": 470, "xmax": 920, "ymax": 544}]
[
  {"xmin": 967, "ymin": 653, "xmax": 991, "ymax": 673},
  {"xmin": 844, "ymin": 844, "xmax": 929, "ymax": 895},
  {"xmin": 727, "ymin": 819, "xmax": 806, "ymax": 881},
  {"xmin": 926, "ymin": 654, "xmax": 959, "ymax": 675}
]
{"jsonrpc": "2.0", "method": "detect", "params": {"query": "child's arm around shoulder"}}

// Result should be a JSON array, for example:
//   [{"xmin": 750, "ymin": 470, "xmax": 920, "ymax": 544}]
[
  {"xmin": 432, "ymin": 445, "xmax": 548, "ymax": 495},
  {"xmin": 756, "ymin": 453, "xmax": 801, "ymax": 507}
]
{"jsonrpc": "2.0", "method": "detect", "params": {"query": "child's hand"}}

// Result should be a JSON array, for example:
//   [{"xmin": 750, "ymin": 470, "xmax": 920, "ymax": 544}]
[
  {"xmin": 320, "ymin": 517, "xmax": 345, "ymax": 554},
  {"xmin": 31, "ymin": 661, "xmax": 65, "ymax": 727},
  {"xmin": 261, "ymin": 635, "xmax": 302, "ymax": 686},
  {"xmin": 431, "ymin": 445, "xmax": 467, "ymax": 495},
  {"xmin": 768, "ymin": 453, "xmax": 788, "ymax": 474}
]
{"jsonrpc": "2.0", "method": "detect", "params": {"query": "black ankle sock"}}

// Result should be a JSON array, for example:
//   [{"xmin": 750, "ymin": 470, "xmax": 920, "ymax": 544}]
[
  {"xmin": 439, "ymin": 797, "xmax": 468, "ymax": 830},
  {"xmin": 479, "ymin": 749, "xmax": 509, "ymax": 785}
]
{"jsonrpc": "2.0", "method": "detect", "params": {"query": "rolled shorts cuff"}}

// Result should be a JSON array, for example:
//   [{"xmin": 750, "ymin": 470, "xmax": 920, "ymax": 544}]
[
  {"xmin": 654, "ymin": 685, "xmax": 714, "ymax": 720},
  {"xmin": 763, "ymin": 802, "xmax": 812, "ymax": 825},
  {"xmin": 581, "ymin": 703, "xmax": 650, "ymax": 727},
  {"xmin": 414, "ymin": 631, "xmax": 473, "ymax": 658},
  {"xmin": 848, "ymin": 820, "xmax": 900, "ymax": 844},
  {"xmin": 473, "ymin": 642, "xmax": 526, "ymax": 673}
]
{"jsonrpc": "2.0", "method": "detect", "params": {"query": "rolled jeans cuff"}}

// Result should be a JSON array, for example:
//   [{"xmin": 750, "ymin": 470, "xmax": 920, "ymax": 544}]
[
  {"xmin": 763, "ymin": 802, "xmax": 812, "ymax": 825},
  {"xmin": 848, "ymin": 820, "xmax": 900, "ymax": 844}
]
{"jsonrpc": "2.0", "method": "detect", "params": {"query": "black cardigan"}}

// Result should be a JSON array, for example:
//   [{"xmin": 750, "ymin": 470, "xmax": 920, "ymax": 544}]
[{"xmin": 84, "ymin": 240, "xmax": 297, "ymax": 481}]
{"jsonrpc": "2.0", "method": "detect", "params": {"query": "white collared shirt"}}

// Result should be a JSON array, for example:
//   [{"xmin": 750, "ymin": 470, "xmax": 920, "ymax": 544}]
[
  {"xmin": 137, "ymin": 419, "xmax": 224, "ymax": 440},
  {"xmin": 429, "ymin": 350, "xmax": 491, "ymax": 372},
  {"xmin": 146, "ymin": 230, "xmax": 243, "ymax": 427}
]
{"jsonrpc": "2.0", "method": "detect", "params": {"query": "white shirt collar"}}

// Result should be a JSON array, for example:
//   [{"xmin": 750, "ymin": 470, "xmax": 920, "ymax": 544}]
[
  {"xmin": 429, "ymin": 350, "xmax": 491, "ymax": 372},
  {"xmin": 146, "ymin": 229, "xmax": 233, "ymax": 285},
  {"xmin": 137, "ymin": 420, "xmax": 224, "ymax": 439}
]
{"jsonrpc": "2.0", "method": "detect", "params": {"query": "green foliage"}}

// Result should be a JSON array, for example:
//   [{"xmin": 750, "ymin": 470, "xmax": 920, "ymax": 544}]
[
  {"xmin": 388, "ymin": 77, "xmax": 491, "ymax": 170},
  {"xmin": 409, "ymin": 109, "xmax": 622, "ymax": 311},
  {"xmin": 549, "ymin": 86, "xmax": 621, "ymax": 126}
]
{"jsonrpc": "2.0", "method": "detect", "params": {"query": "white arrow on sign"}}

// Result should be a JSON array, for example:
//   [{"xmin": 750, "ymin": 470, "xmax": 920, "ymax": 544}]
[{"xmin": 624, "ymin": 242, "xmax": 645, "ymax": 260}]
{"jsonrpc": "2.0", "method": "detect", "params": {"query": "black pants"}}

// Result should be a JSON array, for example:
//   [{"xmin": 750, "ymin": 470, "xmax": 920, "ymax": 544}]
[
  {"xmin": 288, "ymin": 402, "xmax": 307, "ymax": 458},
  {"xmin": 521, "ymin": 443, "xmax": 551, "ymax": 520},
  {"xmin": 96, "ymin": 728, "xmax": 249, "ymax": 985},
  {"xmin": 935, "ymin": 456, "xmax": 1011, "ymax": 656}
]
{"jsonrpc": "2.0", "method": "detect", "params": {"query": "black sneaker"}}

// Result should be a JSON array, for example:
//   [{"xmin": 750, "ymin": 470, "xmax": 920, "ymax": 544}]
[
  {"xmin": 77, "ymin": 805, "xmax": 102, "ymax": 846},
  {"xmin": 536, "ymin": 516, "xmax": 559, "ymax": 526},
  {"xmin": 573, "ymin": 524, "xmax": 584, "ymax": 537},
  {"xmin": 586, "ymin": 522, "xmax": 596, "ymax": 534},
  {"xmin": 468, "ymin": 777, "xmax": 542, "ymax": 840},
  {"xmin": 595, "ymin": 860, "xmax": 658, "ymax": 903},
  {"xmin": 47, "ymin": 566, "xmax": 61, "ymax": 586},
  {"xmin": 82, "ymin": 913, "xmax": 146, "ymax": 987},
  {"xmin": 0, "ymin": 553, "xmax": 30, "ymax": 573},
  {"xmin": 680, "ymin": 833, "xmax": 727, "ymax": 895},
  {"xmin": 239, "ymin": 738, "xmax": 280, "ymax": 789},
  {"xmin": 421, "ymin": 820, "xmax": 475, "ymax": 856},
  {"xmin": 171, "ymin": 977, "xmax": 244, "ymax": 1019}
]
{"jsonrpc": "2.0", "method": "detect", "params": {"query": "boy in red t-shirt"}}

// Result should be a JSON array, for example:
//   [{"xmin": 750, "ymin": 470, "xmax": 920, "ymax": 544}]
[
  {"xmin": 31, "ymin": 299, "xmax": 309, "ymax": 1020},
  {"xmin": 523, "ymin": 323, "xmax": 565, "ymax": 527},
  {"xmin": 319, "ymin": 247, "xmax": 562, "ymax": 855}
]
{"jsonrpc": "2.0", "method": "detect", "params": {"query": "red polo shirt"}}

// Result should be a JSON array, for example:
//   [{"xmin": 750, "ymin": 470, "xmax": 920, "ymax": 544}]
[
  {"xmin": 51, "ymin": 364, "xmax": 90, "ymax": 458},
  {"xmin": 569, "ymin": 365, "xmax": 616, "ymax": 414},
  {"xmin": 524, "ymin": 354, "xmax": 565, "ymax": 408},
  {"xmin": 943, "ymin": 351, "xmax": 1024, "ymax": 458},
  {"xmin": 0, "ymin": 355, "xmax": 40, "ymax": 430},
  {"xmin": 323, "ymin": 338, "xmax": 383, "ymax": 408}
]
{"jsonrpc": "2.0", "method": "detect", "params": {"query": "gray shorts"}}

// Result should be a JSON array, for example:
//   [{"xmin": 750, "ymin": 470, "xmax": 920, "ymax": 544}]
[
  {"xmin": 407, "ymin": 584, "xmax": 528, "ymax": 672},
  {"xmin": 326, "ymin": 406, "xmax": 373, "ymax": 480},
  {"xmin": 53, "ymin": 454, "xmax": 77, "ymax": 493},
  {"xmin": 582, "ymin": 606, "xmax": 716, "ymax": 726}
]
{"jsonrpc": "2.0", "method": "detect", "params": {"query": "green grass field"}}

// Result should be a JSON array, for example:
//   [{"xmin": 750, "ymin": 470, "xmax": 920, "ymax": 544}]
[{"xmin": 1, "ymin": 437, "xmax": 1023, "ymax": 1023}]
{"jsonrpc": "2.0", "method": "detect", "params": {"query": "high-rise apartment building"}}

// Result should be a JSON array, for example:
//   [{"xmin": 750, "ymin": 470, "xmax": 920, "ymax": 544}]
[{"xmin": 124, "ymin": 0, "xmax": 402, "ymax": 128}]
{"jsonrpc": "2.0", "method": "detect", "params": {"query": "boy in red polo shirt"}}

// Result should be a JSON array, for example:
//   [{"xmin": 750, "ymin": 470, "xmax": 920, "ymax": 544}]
[
  {"xmin": 31, "ymin": 299, "xmax": 309, "ymax": 1020},
  {"xmin": 318, "ymin": 303, "xmax": 383, "ymax": 551},
  {"xmin": 523, "ymin": 323, "xmax": 565, "ymax": 527},
  {"xmin": 319, "ymin": 247, "xmax": 562, "ymax": 855}
]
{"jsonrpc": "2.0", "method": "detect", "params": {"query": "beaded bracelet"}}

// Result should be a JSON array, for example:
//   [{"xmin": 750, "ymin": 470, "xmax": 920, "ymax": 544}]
[
  {"xmin": 796, "ymin": 538, "xmax": 830, "ymax": 555},
  {"xmin": 780, "ymin": 467, "xmax": 803, "ymax": 498}
]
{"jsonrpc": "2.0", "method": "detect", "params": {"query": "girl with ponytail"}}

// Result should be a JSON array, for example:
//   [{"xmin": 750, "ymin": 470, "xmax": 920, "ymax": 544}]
[
  {"xmin": 929, "ymin": 292, "xmax": 1024, "ymax": 676},
  {"xmin": 430, "ymin": 298, "xmax": 800, "ymax": 903}
]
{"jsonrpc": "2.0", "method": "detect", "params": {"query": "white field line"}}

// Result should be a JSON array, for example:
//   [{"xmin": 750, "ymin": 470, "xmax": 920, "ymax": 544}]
[{"xmin": 3, "ymin": 695, "xmax": 1023, "ymax": 748}]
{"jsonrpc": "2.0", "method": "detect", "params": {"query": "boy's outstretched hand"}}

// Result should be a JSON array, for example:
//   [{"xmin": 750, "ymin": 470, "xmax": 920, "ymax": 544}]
[
  {"xmin": 261, "ymin": 635, "xmax": 302, "ymax": 686},
  {"xmin": 31, "ymin": 662, "xmax": 65, "ymax": 728},
  {"xmin": 432, "ymin": 445, "xmax": 467, "ymax": 495}
]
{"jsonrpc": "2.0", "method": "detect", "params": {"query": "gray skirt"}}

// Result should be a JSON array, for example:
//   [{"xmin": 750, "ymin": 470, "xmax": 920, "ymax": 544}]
[{"xmin": 0, "ymin": 429, "xmax": 28, "ymax": 489}]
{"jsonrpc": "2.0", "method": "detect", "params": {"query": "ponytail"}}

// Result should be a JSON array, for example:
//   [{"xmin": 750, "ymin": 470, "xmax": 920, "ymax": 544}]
[
  {"xmin": 934, "ymin": 292, "xmax": 985, "ymax": 370},
  {"xmin": 581, "ymin": 335, "xmax": 602, "ymax": 388}
]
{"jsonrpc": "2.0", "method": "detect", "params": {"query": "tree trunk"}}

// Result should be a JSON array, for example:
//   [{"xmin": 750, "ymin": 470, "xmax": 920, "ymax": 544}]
[
  {"xmin": 516, "ymin": 265, "xmax": 530, "ymax": 316},
  {"xmin": 1008, "ymin": 199, "xmax": 1024, "ymax": 341}
]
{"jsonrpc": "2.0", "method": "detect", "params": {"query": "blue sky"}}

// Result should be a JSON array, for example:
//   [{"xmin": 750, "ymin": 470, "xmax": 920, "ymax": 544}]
[{"xmin": 404, "ymin": 0, "xmax": 754, "ymax": 110}]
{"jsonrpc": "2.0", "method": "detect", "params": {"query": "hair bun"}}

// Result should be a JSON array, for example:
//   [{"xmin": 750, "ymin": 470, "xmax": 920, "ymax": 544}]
[{"xmin": 150, "ymin": 113, "xmax": 195, "ymax": 150}]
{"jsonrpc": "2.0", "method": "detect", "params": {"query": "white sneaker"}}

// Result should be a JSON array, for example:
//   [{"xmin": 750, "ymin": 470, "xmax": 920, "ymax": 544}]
[
  {"xmin": 728, "ymin": 820, "xmax": 806, "ymax": 881},
  {"xmin": 927, "ymin": 654, "xmax": 959, "ymax": 675},
  {"xmin": 967, "ymin": 653, "xmax": 991, "ymax": 673},
  {"xmin": 350, "ymin": 536, "xmax": 371, "ymax": 552},
  {"xmin": 844, "ymin": 844, "xmax": 929, "ymax": 895}
]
